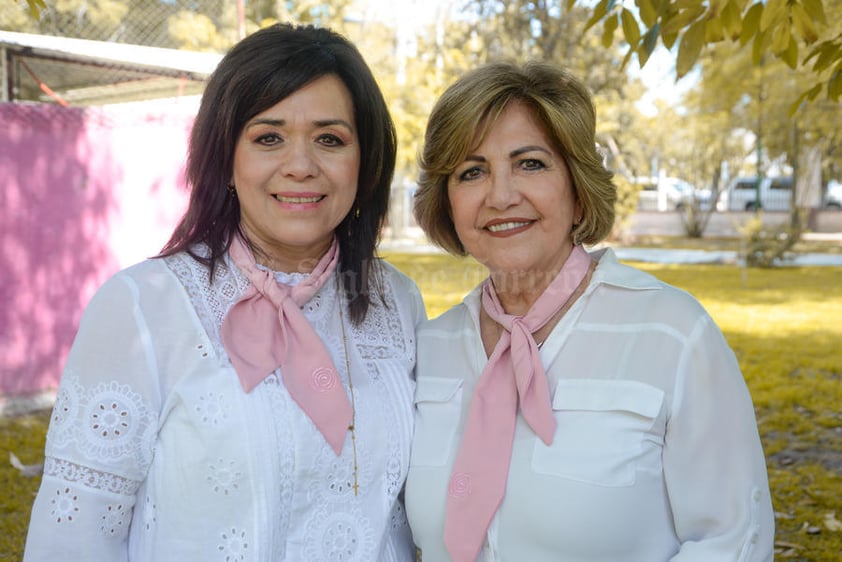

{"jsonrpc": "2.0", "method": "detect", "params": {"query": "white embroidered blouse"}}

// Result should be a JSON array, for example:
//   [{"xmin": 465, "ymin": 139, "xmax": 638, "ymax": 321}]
[{"xmin": 24, "ymin": 249, "xmax": 426, "ymax": 562}]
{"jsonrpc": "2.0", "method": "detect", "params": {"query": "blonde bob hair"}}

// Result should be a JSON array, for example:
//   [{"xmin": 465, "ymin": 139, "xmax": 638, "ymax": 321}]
[{"xmin": 414, "ymin": 61, "xmax": 616, "ymax": 256}]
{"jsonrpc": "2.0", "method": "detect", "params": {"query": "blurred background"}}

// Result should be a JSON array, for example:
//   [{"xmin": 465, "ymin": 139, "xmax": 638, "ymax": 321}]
[{"xmin": 1, "ymin": 0, "xmax": 841, "ymax": 404}]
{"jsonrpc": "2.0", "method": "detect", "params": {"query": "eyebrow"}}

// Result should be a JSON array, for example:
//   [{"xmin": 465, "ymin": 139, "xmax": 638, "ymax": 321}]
[
  {"xmin": 246, "ymin": 118, "xmax": 354, "ymax": 131},
  {"xmin": 462, "ymin": 145, "xmax": 551, "ymax": 162}
]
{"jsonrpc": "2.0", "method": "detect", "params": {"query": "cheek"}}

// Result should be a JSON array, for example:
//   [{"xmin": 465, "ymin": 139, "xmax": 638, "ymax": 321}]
[{"xmin": 447, "ymin": 190, "xmax": 471, "ymax": 233}]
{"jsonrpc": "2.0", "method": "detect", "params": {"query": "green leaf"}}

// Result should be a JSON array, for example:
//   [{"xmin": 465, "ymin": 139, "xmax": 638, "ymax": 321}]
[
  {"xmin": 638, "ymin": 44, "xmax": 653, "ymax": 67},
  {"xmin": 721, "ymin": 0, "xmax": 743, "ymax": 40},
  {"xmin": 760, "ymin": 0, "xmax": 787, "ymax": 32},
  {"xmin": 705, "ymin": 15, "xmax": 725, "ymax": 43},
  {"xmin": 674, "ymin": 0, "xmax": 704, "ymax": 9},
  {"xmin": 801, "ymin": 0, "xmax": 828, "ymax": 25},
  {"xmin": 640, "ymin": 23, "xmax": 661, "ymax": 66},
  {"xmin": 677, "ymin": 19, "xmax": 706, "ymax": 77},
  {"xmin": 781, "ymin": 33, "xmax": 798, "ymax": 68},
  {"xmin": 661, "ymin": 5, "xmax": 706, "ymax": 35},
  {"xmin": 740, "ymin": 3, "xmax": 764, "ymax": 46},
  {"xmin": 829, "ymin": 63, "xmax": 842, "ymax": 101},
  {"xmin": 621, "ymin": 46, "xmax": 635, "ymax": 69},
  {"xmin": 621, "ymin": 8, "xmax": 641, "ymax": 46},
  {"xmin": 585, "ymin": 0, "xmax": 610, "ymax": 33},
  {"xmin": 707, "ymin": 0, "xmax": 726, "ymax": 17},
  {"xmin": 566, "ymin": 0, "xmax": 577, "ymax": 12},
  {"xmin": 26, "ymin": 0, "xmax": 46, "ymax": 19},
  {"xmin": 788, "ymin": 83, "xmax": 822, "ymax": 116},
  {"xmin": 811, "ymin": 42, "xmax": 841, "ymax": 72},
  {"xmin": 663, "ymin": 30, "xmax": 679, "ymax": 49},
  {"xmin": 602, "ymin": 14, "xmax": 619, "ymax": 48},
  {"xmin": 791, "ymin": 3, "xmax": 819, "ymax": 45},
  {"xmin": 771, "ymin": 22, "xmax": 790, "ymax": 54},
  {"xmin": 637, "ymin": 0, "xmax": 658, "ymax": 27},
  {"xmin": 752, "ymin": 28, "xmax": 769, "ymax": 65}
]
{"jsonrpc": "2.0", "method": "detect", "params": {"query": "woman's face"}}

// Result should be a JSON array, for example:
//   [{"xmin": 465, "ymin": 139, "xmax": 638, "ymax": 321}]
[
  {"xmin": 232, "ymin": 74, "xmax": 359, "ymax": 271},
  {"xmin": 447, "ymin": 101, "xmax": 582, "ymax": 277}
]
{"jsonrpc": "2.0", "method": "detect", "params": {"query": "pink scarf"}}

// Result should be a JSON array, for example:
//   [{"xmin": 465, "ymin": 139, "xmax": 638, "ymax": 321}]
[
  {"xmin": 444, "ymin": 244, "xmax": 592, "ymax": 562},
  {"xmin": 220, "ymin": 235, "xmax": 352, "ymax": 455}
]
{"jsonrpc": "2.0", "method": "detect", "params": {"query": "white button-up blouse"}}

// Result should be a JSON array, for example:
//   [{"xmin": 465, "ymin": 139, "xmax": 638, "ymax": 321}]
[
  {"xmin": 24, "ymin": 249, "xmax": 426, "ymax": 562},
  {"xmin": 406, "ymin": 248, "xmax": 774, "ymax": 562}
]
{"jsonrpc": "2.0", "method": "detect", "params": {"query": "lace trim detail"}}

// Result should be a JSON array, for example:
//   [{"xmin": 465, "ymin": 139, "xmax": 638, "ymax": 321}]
[
  {"xmin": 44, "ymin": 456, "xmax": 142, "ymax": 496},
  {"xmin": 164, "ymin": 250, "xmax": 247, "ymax": 361},
  {"xmin": 48, "ymin": 369, "xmax": 157, "ymax": 476},
  {"xmin": 350, "ymin": 280, "xmax": 408, "ymax": 363}
]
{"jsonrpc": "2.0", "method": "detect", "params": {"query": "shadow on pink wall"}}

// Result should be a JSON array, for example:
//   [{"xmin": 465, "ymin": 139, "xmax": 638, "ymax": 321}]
[{"xmin": 0, "ymin": 101, "xmax": 195, "ymax": 403}]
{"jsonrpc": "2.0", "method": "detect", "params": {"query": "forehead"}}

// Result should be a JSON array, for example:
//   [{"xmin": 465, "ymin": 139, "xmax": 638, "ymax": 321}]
[{"xmin": 468, "ymin": 101, "xmax": 552, "ymax": 152}]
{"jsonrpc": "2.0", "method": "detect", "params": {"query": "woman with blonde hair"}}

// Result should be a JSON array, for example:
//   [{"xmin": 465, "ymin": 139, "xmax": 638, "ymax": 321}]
[{"xmin": 406, "ymin": 61, "xmax": 773, "ymax": 562}]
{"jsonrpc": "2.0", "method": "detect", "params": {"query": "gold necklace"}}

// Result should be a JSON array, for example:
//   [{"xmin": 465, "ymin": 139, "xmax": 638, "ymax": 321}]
[{"xmin": 336, "ymin": 297, "xmax": 360, "ymax": 496}]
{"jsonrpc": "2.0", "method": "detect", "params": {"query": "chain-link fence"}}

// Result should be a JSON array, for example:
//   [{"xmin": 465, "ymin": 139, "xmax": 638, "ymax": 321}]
[{"xmin": 2, "ymin": 0, "xmax": 237, "ymax": 48}]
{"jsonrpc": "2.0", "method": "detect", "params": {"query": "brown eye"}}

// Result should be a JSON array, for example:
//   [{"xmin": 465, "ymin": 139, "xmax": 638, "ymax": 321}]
[
  {"xmin": 520, "ymin": 158, "xmax": 545, "ymax": 171},
  {"xmin": 255, "ymin": 133, "xmax": 282, "ymax": 146},
  {"xmin": 317, "ymin": 134, "xmax": 344, "ymax": 147},
  {"xmin": 458, "ymin": 167, "xmax": 482, "ymax": 182}
]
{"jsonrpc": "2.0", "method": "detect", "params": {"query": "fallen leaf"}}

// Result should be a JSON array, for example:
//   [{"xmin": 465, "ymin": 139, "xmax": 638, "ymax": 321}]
[
  {"xmin": 9, "ymin": 451, "xmax": 43, "ymax": 477},
  {"xmin": 824, "ymin": 511, "xmax": 842, "ymax": 532}
]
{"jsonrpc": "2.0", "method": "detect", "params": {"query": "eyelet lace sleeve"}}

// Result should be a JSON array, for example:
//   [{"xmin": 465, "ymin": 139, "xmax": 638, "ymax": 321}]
[{"xmin": 24, "ymin": 266, "xmax": 160, "ymax": 562}]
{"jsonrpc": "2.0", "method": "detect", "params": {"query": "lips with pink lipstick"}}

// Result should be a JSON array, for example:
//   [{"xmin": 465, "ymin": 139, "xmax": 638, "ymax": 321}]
[{"xmin": 483, "ymin": 217, "xmax": 535, "ymax": 236}]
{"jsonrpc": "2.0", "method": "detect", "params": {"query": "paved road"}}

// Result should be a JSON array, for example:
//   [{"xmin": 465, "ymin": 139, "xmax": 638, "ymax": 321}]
[
  {"xmin": 626, "ymin": 210, "xmax": 842, "ymax": 238},
  {"xmin": 610, "ymin": 247, "xmax": 842, "ymax": 266}
]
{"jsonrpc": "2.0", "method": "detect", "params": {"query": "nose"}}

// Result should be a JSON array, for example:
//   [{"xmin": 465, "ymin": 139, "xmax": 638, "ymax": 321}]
[
  {"xmin": 485, "ymin": 170, "xmax": 520, "ymax": 209},
  {"xmin": 279, "ymin": 140, "xmax": 318, "ymax": 179}
]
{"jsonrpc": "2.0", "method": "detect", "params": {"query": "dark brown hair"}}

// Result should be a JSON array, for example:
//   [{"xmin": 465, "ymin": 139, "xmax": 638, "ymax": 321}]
[{"xmin": 160, "ymin": 23, "xmax": 397, "ymax": 323}]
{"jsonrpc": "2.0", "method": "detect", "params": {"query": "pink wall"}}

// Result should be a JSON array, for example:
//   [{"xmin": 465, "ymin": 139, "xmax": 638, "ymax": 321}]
[{"xmin": 0, "ymin": 101, "xmax": 195, "ymax": 400}]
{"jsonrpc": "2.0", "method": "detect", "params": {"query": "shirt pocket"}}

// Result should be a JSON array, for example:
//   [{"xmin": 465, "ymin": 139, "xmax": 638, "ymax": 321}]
[
  {"xmin": 531, "ymin": 379, "xmax": 664, "ymax": 487},
  {"xmin": 410, "ymin": 376, "xmax": 464, "ymax": 468}
]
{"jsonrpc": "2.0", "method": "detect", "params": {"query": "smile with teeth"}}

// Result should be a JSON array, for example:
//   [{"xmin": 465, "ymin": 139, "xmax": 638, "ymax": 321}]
[
  {"xmin": 273, "ymin": 194, "xmax": 325, "ymax": 203},
  {"xmin": 486, "ymin": 220, "xmax": 532, "ymax": 233}
]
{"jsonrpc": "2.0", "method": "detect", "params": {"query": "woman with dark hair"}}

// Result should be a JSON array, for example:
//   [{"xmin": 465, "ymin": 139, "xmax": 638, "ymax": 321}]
[
  {"xmin": 24, "ymin": 23, "xmax": 425, "ymax": 562},
  {"xmin": 406, "ymin": 61, "xmax": 773, "ymax": 561}
]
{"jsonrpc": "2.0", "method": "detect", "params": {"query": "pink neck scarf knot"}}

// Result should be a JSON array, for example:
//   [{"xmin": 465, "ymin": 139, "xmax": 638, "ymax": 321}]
[{"xmin": 220, "ymin": 235, "xmax": 352, "ymax": 455}]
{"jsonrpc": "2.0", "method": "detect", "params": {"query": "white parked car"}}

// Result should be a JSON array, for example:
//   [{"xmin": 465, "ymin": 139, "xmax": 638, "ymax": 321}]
[
  {"xmin": 717, "ymin": 176, "xmax": 793, "ymax": 211},
  {"xmin": 635, "ymin": 177, "xmax": 697, "ymax": 212},
  {"xmin": 825, "ymin": 180, "xmax": 842, "ymax": 209}
]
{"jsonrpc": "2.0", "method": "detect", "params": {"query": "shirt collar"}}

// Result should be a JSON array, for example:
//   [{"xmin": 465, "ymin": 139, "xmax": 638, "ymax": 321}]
[{"xmin": 462, "ymin": 246, "xmax": 662, "ymax": 315}]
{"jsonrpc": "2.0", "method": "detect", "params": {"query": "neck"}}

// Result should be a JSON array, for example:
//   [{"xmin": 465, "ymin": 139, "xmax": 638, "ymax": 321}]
[
  {"xmin": 488, "ymin": 270, "xmax": 555, "ymax": 316},
  {"xmin": 246, "ymin": 236, "xmax": 334, "ymax": 274}
]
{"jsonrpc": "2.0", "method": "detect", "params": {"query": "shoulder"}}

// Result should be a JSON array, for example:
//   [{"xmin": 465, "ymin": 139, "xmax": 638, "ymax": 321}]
[
  {"xmin": 589, "ymin": 247, "xmax": 713, "ymax": 329},
  {"xmin": 375, "ymin": 258, "xmax": 420, "ymax": 293},
  {"xmin": 91, "ymin": 258, "xmax": 169, "ymax": 297},
  {"xmin": 85, "ymin": 258, "xmax": 186, "ymax": 316},
  {"xmin": 417, "ymin": 282, "xmax": 478, "ymax": 338}
]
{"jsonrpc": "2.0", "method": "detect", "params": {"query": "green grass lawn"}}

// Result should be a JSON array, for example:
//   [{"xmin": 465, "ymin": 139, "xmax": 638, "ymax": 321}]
[{"xmin": 3, "ymin": 249, "xmax": 841, "ymax": 560}]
